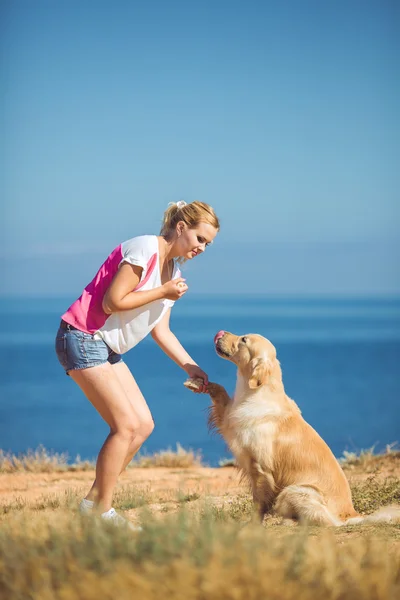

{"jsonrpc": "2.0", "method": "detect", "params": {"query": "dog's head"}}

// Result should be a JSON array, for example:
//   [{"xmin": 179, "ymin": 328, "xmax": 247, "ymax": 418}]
[{"xmin": 214, "ymin": 331, "xmax": 279, "ymax": 389}]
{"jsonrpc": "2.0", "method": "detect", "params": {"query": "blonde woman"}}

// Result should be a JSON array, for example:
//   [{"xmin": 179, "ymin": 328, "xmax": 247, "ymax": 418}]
[{"xmin": 55, "ymin": 201, "xmax": 220, "ymax": 528}]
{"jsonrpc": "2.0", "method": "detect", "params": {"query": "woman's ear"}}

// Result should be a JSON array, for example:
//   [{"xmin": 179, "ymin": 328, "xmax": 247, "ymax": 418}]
[
  {"xmin": 248, "ymin": 358, "xmax": 272, "ymax": 389},
  {"xmin": 177, "ymin": 221, "xmax": 186, "ymax": 236}
]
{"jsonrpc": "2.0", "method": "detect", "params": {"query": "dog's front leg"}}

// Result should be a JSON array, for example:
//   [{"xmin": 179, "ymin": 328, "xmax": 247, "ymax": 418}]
[
  {"xmin": 184, "ymin": 378, "xmax": 230, "ymax": 405},
  {"xmin": 206, "ymin": 382, "xmax": 230, "ymax": 406},
  {"xmin": 184, "ymin": 379, "xmax": 231, "ymax": 431},
  {"xmin": 206, "ymin": 382, "xmax": 231, "ymax": 430}
]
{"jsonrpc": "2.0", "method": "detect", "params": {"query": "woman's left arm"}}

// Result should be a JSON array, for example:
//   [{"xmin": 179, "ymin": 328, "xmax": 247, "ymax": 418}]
[{"xmin": 151, "ymin": 309, "xmax": 208, "ymax": 392}]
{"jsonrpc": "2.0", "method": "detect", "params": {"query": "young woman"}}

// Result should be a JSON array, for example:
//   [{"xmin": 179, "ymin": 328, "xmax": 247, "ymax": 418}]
[{"xmin": 55, "ymin": 200, "xmax": 220, "ymax": 527}]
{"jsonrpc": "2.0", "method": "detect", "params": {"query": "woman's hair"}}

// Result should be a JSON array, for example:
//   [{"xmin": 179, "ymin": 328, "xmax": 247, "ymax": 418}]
[{"xmin": 160, "ymin": 201, "xmax": 220, "ymax": 239}]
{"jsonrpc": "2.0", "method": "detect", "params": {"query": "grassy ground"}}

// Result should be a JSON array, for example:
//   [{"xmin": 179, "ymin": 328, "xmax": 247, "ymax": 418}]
[{"xmin": 0, "ymin": 446, "xmax": 399, "ymax": 599}]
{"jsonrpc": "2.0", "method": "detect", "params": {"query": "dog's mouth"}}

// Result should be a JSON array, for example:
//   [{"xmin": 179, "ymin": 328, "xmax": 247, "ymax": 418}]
[{"xmin": 215, "ymin": 340, "xmax": 231, "ymax": 358}]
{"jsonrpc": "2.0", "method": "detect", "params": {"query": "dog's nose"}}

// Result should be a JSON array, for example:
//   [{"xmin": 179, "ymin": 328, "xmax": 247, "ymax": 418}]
[{"xmin": 214, "ymin": 330, "xmax": 225, "ymax": 343}]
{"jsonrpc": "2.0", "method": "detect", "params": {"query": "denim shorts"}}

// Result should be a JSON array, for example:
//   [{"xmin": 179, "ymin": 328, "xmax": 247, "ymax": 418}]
[{"xmin": 55, "ymin": 321, "xmax": 123, "ymax": 375}]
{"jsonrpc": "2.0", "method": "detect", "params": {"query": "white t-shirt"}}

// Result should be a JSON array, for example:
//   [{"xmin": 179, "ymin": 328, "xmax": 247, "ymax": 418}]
[{"xmin": 62, "ymin": 235, "xmax": 181, "ymax": 354}]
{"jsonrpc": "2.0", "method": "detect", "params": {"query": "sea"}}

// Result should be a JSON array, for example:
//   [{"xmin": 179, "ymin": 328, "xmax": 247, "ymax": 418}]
[{"xmin": 0, "ymin": 295, "xmax": 399, "ymax": 467}]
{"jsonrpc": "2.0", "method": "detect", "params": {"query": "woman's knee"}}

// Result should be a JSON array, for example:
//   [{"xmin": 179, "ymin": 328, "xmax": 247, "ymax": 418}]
[
  {"xmin": 113, "ymin": 415, "xmax": 141, "ymax": 442},
  {"xmin": 115, "ymin": 417, "xmax": 154, "ymax": 446},
  {"xmin": 138, "ymin": 418, "xmax": 155, "ymax": 441}
]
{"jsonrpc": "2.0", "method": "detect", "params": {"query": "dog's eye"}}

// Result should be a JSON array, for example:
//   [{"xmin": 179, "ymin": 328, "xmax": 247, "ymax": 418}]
[{"xmin": 241, "ymin": 336, "xmax": 248, "ymax": 343}]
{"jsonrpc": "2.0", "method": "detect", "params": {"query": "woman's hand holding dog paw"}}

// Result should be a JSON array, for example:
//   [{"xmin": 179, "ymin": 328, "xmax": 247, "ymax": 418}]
[
  {"xmin": 183, "ymin": 365, "xmax": 209, "ymax": 393},
  {"xmin": 184, "ymin": 378, "xmax": 205, "ymax": 393}
]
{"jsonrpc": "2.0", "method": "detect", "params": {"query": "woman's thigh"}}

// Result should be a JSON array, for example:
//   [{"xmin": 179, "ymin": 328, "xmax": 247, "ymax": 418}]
[
  {"xmin": 69, "ymin": 362, "xmax": 140, "ymax": 432},
  {"xmin": 111, "ymin": 361, "xmax": 153, "ymax": 426}
]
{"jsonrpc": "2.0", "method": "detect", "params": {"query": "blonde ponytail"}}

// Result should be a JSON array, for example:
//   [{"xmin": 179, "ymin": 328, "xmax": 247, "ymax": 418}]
[{"xmin": 160, "ymin": 200, "xmax": 220, "ymax": 238}]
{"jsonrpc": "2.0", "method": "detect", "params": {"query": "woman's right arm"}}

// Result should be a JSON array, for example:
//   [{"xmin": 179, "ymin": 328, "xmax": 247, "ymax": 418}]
[{"xmin": 102, "ymin": 263, "xmax": 187, "ymax": 314}]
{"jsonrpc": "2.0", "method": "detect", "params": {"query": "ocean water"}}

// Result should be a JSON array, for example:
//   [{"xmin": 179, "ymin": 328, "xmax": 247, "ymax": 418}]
[{"xmin": 0, "ymin": 295, "xmax": 399, "ymax": 466}]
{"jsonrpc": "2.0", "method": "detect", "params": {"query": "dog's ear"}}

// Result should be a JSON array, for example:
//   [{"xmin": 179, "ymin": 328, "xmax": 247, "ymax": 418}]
[{"xmin": 248, "ymin": 358, "xmax": 272, "ymax": 389}]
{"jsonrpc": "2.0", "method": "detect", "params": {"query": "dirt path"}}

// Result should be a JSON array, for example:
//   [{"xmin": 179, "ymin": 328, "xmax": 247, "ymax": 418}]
[
  {"xmin": 1, "ymin": 455, "xmax": 399, "ymax": 527},
  {"xmin": 0, "ymin": 466, "xmax": 243, "ymax": 507}
]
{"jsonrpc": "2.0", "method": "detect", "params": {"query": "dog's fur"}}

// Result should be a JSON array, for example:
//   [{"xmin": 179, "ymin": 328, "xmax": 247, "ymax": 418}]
[{"xmin": 185, "ymin": 331, "xmax": 400, "ymax": 526}]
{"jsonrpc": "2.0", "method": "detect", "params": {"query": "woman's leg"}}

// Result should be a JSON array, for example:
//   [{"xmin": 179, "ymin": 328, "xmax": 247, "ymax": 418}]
[
  {"xmin": 69, "ymin": 362, "xmax": 142, "ymax": 512},
  {"xmin": 83, "ymin": 361, "xmax": 155, "ymax": 502},
  {"xmin": 112, "ymin": 361, "xmax": 155, "ymax": 469}
]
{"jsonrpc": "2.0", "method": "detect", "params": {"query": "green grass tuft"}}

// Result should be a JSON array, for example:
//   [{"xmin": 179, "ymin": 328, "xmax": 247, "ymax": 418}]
[{"xmin": 351, "ymin": 475, "xmax": 400, "ymax": 514}]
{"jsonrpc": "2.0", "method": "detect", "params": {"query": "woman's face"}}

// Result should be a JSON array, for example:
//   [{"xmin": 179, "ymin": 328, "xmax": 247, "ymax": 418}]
[{"xmin": 176, "ymin": 221, "xmax": 218, "ymax": 259}]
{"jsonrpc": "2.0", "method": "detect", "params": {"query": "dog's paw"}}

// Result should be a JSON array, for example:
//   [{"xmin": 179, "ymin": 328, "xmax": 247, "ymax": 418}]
[{"xmin": 183, "ymin": 377, "xmax": 205, "ymax": 393}]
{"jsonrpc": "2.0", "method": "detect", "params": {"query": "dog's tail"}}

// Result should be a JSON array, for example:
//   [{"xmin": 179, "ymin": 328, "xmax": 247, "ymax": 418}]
[{"xmin": 344, "ymin": 505, "xmax": 400, "ymax": 526}]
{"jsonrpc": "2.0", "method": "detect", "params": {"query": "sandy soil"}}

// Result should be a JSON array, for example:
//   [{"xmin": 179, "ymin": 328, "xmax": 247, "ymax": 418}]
[
  {"xmin": 1, "ymin": 454, "xmax": 399, "ymax": 524},
  {"xmin": 0, "ymin": 466, "xmax": 241, "ymax": 507}
]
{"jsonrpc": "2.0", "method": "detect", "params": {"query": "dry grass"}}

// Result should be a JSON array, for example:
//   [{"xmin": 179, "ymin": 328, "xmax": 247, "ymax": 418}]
[
  {"xmin": 131, "ymin": 443, "xmax": 203, "ymax": 468},
  {"xmin": 0, "ymin": 507, "xmax": 399, "ymax": 600},
  {"xmin": 218, "ymin": 456, "xmax": 236, "ymax": 467},
  {"xmin": 0, "ymin": 446, "xmax": 94, "ymax": 473},
  {"xmin": 340, "ymin": 443, "xmax": 400, "ymax": 473},
  {"xmin": 0, "ymin": 444, "xmax": 203, "ymax": 473},
  {"xmin": 2, "ymin": 443, "xmax": 397, "ymax": 474},
  {"xmin": 1, "ymin": 447, "xmax": 399, "ymax": 599},
  {"xmin": 0, "ymin": 489, "xmax": 81, "ymax": 515}
]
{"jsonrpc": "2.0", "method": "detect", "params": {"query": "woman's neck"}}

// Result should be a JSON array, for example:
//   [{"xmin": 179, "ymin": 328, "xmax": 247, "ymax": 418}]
[{"xmin": 158, "ymin": 235, "xmax": 178, "ymax": 261}]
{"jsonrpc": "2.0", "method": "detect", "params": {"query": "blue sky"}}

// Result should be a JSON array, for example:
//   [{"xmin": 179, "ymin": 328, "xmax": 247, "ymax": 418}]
[{"xmin": 1, "ymin": 0, "xmax": 399, "ymax": 296}]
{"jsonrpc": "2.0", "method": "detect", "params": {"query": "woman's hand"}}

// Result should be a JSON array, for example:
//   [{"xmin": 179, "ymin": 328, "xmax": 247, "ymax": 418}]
[
  {"xmin": 185, "ymin": 364, "xmax": 209, "ymax": 393},
  {"xmin": 162, "ymin": 278, "xmax": 188, "ymax": 301}
]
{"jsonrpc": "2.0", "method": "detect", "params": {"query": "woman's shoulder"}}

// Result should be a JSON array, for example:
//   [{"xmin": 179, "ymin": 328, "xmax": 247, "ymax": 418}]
[
  {"xmin": 121, "ymin": 235, "xmax": 157, "ymax": 254},
  {"xmin": 119, "ymin": 235, "xmax": 158, "ymax": 271}
]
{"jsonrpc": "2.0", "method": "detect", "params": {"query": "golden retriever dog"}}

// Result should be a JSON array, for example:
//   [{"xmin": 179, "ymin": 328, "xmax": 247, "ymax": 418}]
[{"xmin": 184, "ymin": 331, "xmax": 400, "ymax": 526}]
